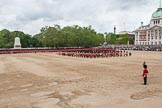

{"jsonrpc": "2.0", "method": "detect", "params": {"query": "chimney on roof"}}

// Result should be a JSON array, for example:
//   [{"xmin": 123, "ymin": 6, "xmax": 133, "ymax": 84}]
[{"xmin": 141, "ymin": 22, "xmax": 143, "ymax": 26}]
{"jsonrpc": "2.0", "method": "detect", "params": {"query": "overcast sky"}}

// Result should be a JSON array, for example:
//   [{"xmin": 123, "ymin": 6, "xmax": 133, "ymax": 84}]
[{"xmin": 0, "ymin": 0, "xmax": 160, "ymax": 35}]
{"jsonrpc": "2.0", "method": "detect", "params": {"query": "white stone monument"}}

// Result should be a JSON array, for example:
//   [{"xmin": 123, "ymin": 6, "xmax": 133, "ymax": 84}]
[{"xmin": 14, "ymin": 37, "xmax": 21, "ymax": 49}]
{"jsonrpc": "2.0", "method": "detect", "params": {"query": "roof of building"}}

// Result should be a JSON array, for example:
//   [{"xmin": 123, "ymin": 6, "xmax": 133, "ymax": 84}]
[
  {"xmin": 152, "ymin": 8, "xmax": 162, "ymax": 18},
  {"xmin": 118, "ymin": 31, "xmax": 135, "ymax": 35},
  {"xmin": 136, "ymin": 25, "xmax": 150, "ymax": 31}
]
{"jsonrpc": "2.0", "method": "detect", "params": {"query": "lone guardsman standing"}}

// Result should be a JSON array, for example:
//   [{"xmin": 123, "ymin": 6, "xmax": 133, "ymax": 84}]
[{"xmin": 142, "ymin": 64, "xmax": 149, "ymax": 85}]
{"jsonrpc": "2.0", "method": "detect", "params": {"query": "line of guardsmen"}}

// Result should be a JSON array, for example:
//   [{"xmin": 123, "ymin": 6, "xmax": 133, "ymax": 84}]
[
  {"xmin": 57, "ymin": 50, "xmax": 131, "ymax": 58},
  {"xmin": 0, "ymin": 48, "xmax": 132, "ymax": 57}
]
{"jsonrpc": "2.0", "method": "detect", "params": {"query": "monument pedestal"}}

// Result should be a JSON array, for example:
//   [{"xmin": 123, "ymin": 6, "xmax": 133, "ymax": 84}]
[{"xmin": 14, "ymin": 37, "xmax": 21, "ymax": 49}]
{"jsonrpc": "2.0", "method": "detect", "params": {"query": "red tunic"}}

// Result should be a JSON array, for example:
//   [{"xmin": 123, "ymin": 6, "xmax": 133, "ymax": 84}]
[{"xmin": 142, "ymin": 69, "xmax": 148, "ymax": 77}]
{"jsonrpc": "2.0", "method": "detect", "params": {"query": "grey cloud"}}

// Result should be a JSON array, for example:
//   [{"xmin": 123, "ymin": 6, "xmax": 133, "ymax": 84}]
[
  {"xmin": 0, "ymin": 0, "xmax": 160, "ymax": 35},
  {"xmin": 109, "ymin": 0, "xmax": 148, "ymax": 11}
]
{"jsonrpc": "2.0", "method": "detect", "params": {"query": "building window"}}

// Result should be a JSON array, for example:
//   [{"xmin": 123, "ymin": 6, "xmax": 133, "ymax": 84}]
[
  {"xmin": 160, "ymin": 41, "xmax": 161, "ymax": 45},
  {"xmin": 159, "ymin": 30, "xmax": 162, "ymax": 36},
  {"xmin": 151, "ymin": 30, "xmax": 154, "ymax": 36},
  {"xmin": 158, "ymin": 20, "xmax": 160, "ymax": 24},
  {"xmin": 160, "ymin": 30, "xmax": 162, "ymax": 36},
  {"xmin": 155, "ymin": 30, "xmax": 157, "ymax": 35}
]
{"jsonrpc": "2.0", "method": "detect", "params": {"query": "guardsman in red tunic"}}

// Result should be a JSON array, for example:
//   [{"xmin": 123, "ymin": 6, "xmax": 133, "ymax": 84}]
[{"xmin": 142, "ymin": 65, "xmax": 149, "ymax": 85}]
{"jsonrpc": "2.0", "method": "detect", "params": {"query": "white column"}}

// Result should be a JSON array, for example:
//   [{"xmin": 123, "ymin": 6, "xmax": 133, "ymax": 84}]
[
  {"xmin": 158, "ymin": 29, "xmax": 160, "ymax": 45},
  {"xmin": 150, "ymin": 30, "xmax": 151, "ymax": 45},
  {"xmin": 138, "ymin": 31, "xmax": 140, "ymax": 45},
  {"xmin": 160, "ymin": 30, "xmax": 162, "ymax": 45},
  {"xmin": 135, "ymin": 33, "xmax": 137, "ymax": 45},
  {"xmin": 161, "ymin": 30, "xmax": 162, "ymax": 45},
  {"xmin": 153, "ymin": 30, "xmax": 155, "ymax": 45},
  {"xmin": 146, "ymin": 30, "xmax": 148, "ymax": 45}
]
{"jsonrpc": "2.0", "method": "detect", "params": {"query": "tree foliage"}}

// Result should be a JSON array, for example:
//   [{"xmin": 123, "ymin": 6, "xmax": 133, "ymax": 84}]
[
  {"xmin": 106, "ymin": 33, "xmax": 133, "ymax": 45},
  {"xmin": 0, "ymin": 29, "xmax": 36, "ymax": 48},
  {"xmin": 34, "ymin": 25, "xmax": 105, "ymax": 47},
  {"xmin": 0, "ymin": 25, "xmax": 133, "ymax": 48}
]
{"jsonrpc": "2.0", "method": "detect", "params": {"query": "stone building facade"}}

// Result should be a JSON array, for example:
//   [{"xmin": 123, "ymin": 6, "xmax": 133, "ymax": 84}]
[{"xmin": 135, "ymin": 7, "xmax": 162, "ymax": 45}]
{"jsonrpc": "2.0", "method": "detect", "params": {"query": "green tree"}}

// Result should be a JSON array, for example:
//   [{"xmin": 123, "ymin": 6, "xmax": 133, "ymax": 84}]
[
  {"xmin": 106, "ymin": 33, "xmax": 129, "ymax": 45},
  {"xmin": 0, "ymin": 29, "xmax": 32, "ymax": 48}
]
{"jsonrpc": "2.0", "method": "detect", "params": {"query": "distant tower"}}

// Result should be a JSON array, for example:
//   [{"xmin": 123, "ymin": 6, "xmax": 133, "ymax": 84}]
[{"xmin": 114, "ymin": 26, "xmax": 116, "ymax": 34}]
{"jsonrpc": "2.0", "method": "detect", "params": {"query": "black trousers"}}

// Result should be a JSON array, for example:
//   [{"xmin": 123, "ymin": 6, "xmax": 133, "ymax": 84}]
[{"xmin": 144, "ymin": 77, "xmax": 147, "ymax": 85}]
